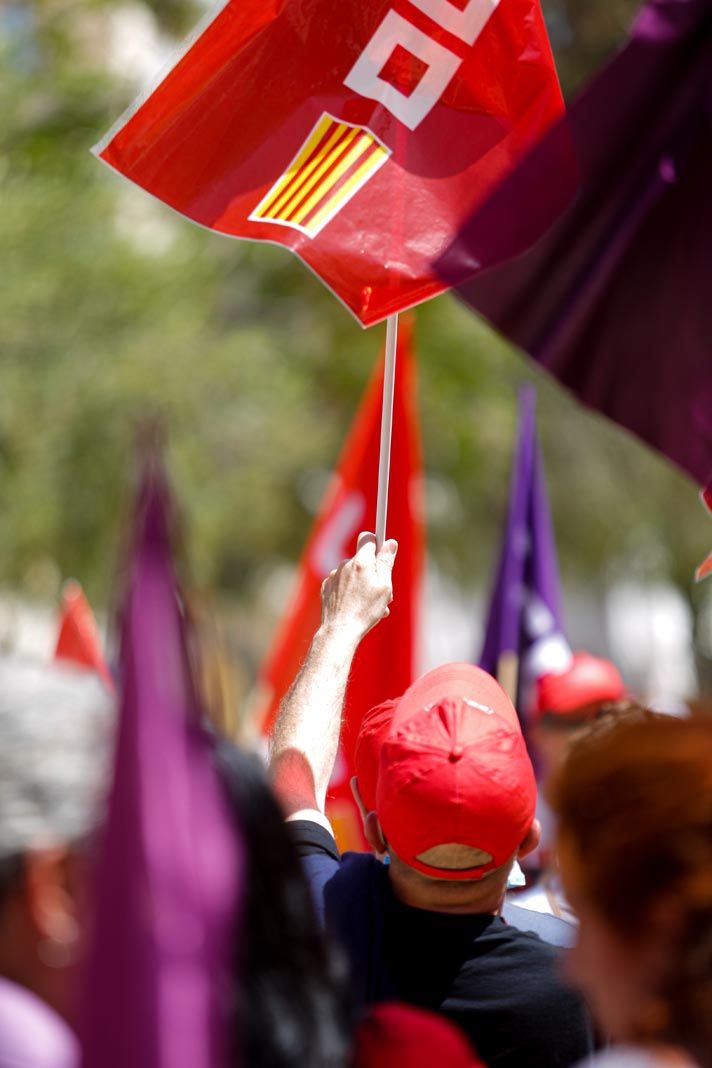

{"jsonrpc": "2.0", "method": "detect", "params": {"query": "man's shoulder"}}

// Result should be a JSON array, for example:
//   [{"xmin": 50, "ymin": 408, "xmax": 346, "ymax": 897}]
[
  {"xmin": 450, "ymin": 919, "xmax": 594, "ymax": 1065},
  {"xmin": 287, "ymin": 816, "xmax": 341, "ymax": 861},
  {"xmin": 473, "ymin": 915, "xmax": 568, "ymax": 971},
  {"xmin": 286, "ymin": 817, "xmax": 383, "ymax": 880},
  {"xmin": 287, "ymin": 817, "xmax": 385, "ymax": 926},
  {"xmin": 378, "ymin": 909, "xmax": 593, "ymax": 1065},
  {"xmin": 501, "ymin": 900, "xmax": 577, "ymax": 949},
  {"xmin": 460, "ymin": 918, "xmax": 587, "ymax": 1017}
]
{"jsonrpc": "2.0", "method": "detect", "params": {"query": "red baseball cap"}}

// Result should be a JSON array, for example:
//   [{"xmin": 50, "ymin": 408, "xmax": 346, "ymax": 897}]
[
  {"xmin": 354, "ymin": 665, "xmax": 520, "ymax": 815},
  {"xmin": 375, "ymin": 664, "xmax": 536, "ymax": 881},
  {"xmin": 536, "ymin": 652, "xmax": 626, "ymax": 720},
  {"xmin": 354, "ymin": 1003, "xmax": 484, "ymax": 1068},
  {"xmin": 354, "ymin": 698, "xmax": 397, "ymax": 813}
]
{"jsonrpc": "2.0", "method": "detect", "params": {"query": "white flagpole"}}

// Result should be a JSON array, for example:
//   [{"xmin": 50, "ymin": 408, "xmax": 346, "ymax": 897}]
[{"xmin": 375, "ymin": 313, "xmax": 399, "ymax": 549}]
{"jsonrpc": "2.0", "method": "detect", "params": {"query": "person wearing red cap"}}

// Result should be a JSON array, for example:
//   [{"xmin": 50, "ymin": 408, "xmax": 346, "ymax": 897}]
[
  {"xmin": 354, "ymin": 693, "xmax": 575, "ymax": 946},
  {"xmin": 270, "ymin": 533, "xmax": 594, "ymax": 1068},
  {"xmin": 532, "ymin": 652, "xmax": 628, "ymax": 782},
  {"xmin": 513, "ymin": 654, "xmax": 632, "ymax": 924}
]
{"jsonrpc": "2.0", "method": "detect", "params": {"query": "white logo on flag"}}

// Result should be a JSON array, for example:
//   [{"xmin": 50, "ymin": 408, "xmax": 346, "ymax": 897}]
[
  {"xmin": 344, "ymin": 0, "xmax": 501, "ymax": 131},
  {"xmin": 310, "ymin": 490, "xmax": 366, "ymax": 578}
]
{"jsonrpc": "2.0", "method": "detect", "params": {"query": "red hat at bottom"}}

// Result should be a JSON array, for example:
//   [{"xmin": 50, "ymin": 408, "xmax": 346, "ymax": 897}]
[{"xmin": 353, "ymin": 1003, "xmax": 484, "ymax": 1068}]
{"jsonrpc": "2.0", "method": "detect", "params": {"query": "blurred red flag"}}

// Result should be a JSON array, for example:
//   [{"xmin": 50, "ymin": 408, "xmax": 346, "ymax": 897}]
[
  {"xmin": 54, "ymin": 580, "xmax": 113, "ymax": 688},
  {"xmin": 95, "ymin": 0, "xmax": 566, "ymax": 325},
  {"xmin": 259, "ymin": 320, "xmax": 424, "ymax": 848}
]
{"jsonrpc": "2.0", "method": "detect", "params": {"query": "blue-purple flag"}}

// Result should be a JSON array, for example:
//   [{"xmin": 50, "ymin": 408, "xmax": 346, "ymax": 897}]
[
  {"xmin": 438, "ymin": 0, "xmax": 712, "ymax": 487},
  {"xmin": 479, "ymin": 388, "xmax": 571, "ymax": 725},
  {"xmin": 81, "ymin": 458, "xmax": 242, "ymax": 1068}
]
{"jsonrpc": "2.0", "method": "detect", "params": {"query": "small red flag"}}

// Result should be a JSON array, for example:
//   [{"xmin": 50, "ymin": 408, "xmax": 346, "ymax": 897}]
[
  {"xmin": 95, "ymin": 0, "xmax": 566, "ymax": 325},
  {"xmin": 259, "ymin": 320, "xmax": 424, "ymax": 848},
  {"xmin": 695, "ymin": 485, "xmax": 712, "ymax": 583},
  {"xmin": 54, "ymin": 580, "xmax": 113, "ymax": 688}
]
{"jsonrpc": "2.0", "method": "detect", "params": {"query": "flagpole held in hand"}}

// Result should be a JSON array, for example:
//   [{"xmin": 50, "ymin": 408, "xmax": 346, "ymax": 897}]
[
  {"xmin": 375, "ymin": 313, "xmax": 399, "ymax": 549},
  {"xmin": 497, "ymin": 651, "xmax": 520, "ymax": 705}
]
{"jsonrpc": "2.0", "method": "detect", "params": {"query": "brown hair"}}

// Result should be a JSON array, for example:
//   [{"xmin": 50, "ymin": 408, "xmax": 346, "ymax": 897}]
[
  {"xmin": 549, "ymin": 716, "xmax": 712, "ymax": 1064},
  {"xmin": 537, "ymin": 698, "xmax": 651, "ymax": 733}
]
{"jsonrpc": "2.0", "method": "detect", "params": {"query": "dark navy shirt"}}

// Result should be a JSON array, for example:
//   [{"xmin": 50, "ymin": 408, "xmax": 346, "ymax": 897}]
[{"xmin": 290, "ymin": 819, "xmax": 594, "ymax": 1068}]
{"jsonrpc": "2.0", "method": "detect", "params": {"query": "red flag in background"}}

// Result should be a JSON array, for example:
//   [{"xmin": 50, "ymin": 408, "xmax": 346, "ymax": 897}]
[
  {"xmin": 95, "ymin": 0, "xmax": 567, "ymax": 325},
  {"xmin": 54, "ymin": 580, "xmax": 113, "ymax": 688},
  {"xmin": 259, "ymin": 320, "xmax": 424, "ymax": 849}
]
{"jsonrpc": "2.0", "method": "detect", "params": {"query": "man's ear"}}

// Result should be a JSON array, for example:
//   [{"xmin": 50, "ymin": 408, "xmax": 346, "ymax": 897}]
[
  {"xmin": 24, "ymin": 848, "xmax": 80, "ymax": 946},
  {"xmin": 518, "ymin": 820, "xmax": 542, "ymax": 860},
  {"xmin": 350, "ymin": 776, "xmax": 369, "ymax": 823},
  {"xmin": 364, "ymin": 812, "xmax": 388, "ymax": 857}
]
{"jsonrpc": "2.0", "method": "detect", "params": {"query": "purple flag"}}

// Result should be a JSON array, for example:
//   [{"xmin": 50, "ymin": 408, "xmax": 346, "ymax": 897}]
[
  {"xmin": 81, "ymin": 459, "xmax": 242, "ymax": 1068},
  {"xmin": 438, "ymin": 0, "xmax": 712, "ymax": 486},
  {"xmin": 479, "ymin": 388, "xmax": 571, "ymax": 724}
]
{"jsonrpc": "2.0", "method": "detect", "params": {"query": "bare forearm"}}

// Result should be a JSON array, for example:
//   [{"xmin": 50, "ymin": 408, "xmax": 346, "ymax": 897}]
[
  {"xmin": 269, "ymin": 622, "xmax": 360, "ymax": 814},
  {"xmin": 268, "ymin": 531, "xmax": 397, "ymax": 818}
]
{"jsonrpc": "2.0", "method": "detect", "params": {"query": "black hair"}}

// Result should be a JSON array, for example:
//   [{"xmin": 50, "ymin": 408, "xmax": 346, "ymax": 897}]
[
  {"xmin": 214, "ymin": 740, "xmax": 354, "ymax": 1068},
  {"xmin": 0, "ymin": 853, "xmax": 23, "ymax": 915}
]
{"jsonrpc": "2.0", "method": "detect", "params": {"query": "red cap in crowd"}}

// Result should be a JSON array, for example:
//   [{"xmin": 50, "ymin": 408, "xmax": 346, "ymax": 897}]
[
  {"xmin": 371, "ymin": 664, "xmax": 536, "ymax": 881},
  {"xmin": 535, "ymin": 652, "xmax": 626, "ymax": 721},
  {"xmin": 353, "ymin": 1003, "xmax": 484, "ymax": 1068}
]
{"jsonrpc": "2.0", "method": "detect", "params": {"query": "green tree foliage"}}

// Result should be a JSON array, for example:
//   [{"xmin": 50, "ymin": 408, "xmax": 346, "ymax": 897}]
[
  {"xmin": 1, "ymin": 0, "xmax": 709, "ymax": 639},
  {"xmin": 546, "ymin": 0, "xmax": 642, "ymax": 94}
]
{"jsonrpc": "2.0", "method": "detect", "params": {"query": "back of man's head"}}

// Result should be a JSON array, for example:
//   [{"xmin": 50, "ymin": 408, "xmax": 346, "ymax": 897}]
[
  {"xmin": 0, "ymin": 657, "xmax": 114, "ymax": 867},
  {"xmin": 362, "ymin": 664, "xmax": 537, "ymax": 887}
]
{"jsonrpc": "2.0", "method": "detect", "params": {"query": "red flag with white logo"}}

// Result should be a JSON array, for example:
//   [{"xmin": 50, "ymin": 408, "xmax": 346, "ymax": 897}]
[
  {"xmin": 95, "ymin": 0, "xmax": 566, "ymax": 325},
  {"xmin": 259, "ymin": 319, "xmax": 423, "ymax": 848}
]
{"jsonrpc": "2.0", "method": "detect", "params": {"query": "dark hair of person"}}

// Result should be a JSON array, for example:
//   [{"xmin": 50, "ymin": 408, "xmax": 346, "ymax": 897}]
[
  {"xmin": 213, "ymin": 739, "xmax": 354, "ymax": 1068},
  {"xmin": 0, "ymin": 853, "xmax": 23, "ymax": 914},
  {"xmin": 549, "ymin": 716, "xmax": 712, "ymax": 1066}
]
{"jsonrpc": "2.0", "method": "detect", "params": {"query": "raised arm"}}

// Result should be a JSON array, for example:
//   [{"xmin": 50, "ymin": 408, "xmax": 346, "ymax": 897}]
[{"xmin": 269, "ymin": 531, "xmax": 397, "ymax": 817}]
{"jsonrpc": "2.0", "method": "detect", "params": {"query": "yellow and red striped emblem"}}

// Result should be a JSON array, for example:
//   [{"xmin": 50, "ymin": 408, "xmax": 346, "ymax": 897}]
[{"xmin": 249, "ymin": 112, "xmax": 391, "ymax": 238}]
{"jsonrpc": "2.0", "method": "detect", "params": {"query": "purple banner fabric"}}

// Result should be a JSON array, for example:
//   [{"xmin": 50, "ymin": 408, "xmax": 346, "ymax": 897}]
[
  {"xmin": 81, "ymin": 462, "xmax": 242, "ymax": 1068},
  {"xmin": 438, "ymin": 0, "xmax": 712, "ymax": 486},
  {"xmin": 479, "ymin": 388, "xmax": 571, "ymax": 722}
]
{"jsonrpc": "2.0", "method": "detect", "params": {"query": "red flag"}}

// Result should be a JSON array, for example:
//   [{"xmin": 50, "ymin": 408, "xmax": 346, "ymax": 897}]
[
  {"xmin": 695, "ymin": 485, "xmax": 712, "ymax": 583},
  {"xmin": 259, "ymin": 320, "xmax": 424, "ymax": 848},
  {"xmin": 95, "ymin": 0, "xmax": 566, "ymax": 326},
  {"xmin": 54, "ymin": 580, "xmax": 113, "ymax": 688}
]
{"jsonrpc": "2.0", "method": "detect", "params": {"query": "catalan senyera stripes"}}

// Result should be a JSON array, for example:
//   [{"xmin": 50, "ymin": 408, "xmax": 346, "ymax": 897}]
[{"xmin": 249, "ymin": 112, "xmax": 391, "ymax": 238}]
